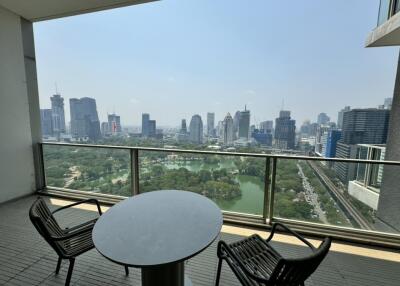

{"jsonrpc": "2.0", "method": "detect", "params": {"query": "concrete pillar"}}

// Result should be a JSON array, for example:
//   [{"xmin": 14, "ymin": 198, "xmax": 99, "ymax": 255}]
[
  {"xmin": 0, "ymin": 6, "xmax": 42, "ymax": 203},
  {"xmin": 376, "ymin": 51, "xmax": 400, "ymax": 232}
]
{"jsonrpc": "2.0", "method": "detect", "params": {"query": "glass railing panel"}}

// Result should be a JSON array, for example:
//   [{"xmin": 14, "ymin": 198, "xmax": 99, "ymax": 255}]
[
  {"xmin": 139, "ymin": 151, "xmax": 265, "ymax": 216},
  {"xmin": 43, "ymin": 144, "xmax": 131, "ymax": 196},
  {"xmin": 378, "ymin": 0, "xmax": 392, "ymax": 26},
  {"xmin": 273, "ymin": 158, "xmax": 400, "ymax": 234}
]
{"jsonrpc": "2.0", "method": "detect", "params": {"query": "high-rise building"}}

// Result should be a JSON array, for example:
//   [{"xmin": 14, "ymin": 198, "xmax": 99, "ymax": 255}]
[
  {"xmin": 222, "ymin": 113, "xmax": 234, "ymax": 146},
  {"xmin": 142, "ymin": 113, "xmax": 150, "ymax": 137},
  {"xmin": 207, "ymin": 112, "xmax": 215, "ymax": 138},
  {"xmin": 274, "ymin": 110, "xmax": 296, "ymax": 150},
  {"xmin": 233, "ymin": 111, "xmax": 240, "ymax": 139},
  {"xmin": 334, "ymin": 108, "xmax": 390, "ymax": 183},
  {"xmin": 384, "ymin": 97, "xmax": 393, "ymax": 109},
  {"xmin": 337, "ymin": 106, "xmax": 351, "ymax": 129},
  {"xmin": 107, "ymin": 113, "xmax": 121, "ymax": 135},
  {"xmin": 325, "ymin": 130, "xmax": 342, "ymax": 158},
  {"xmin": 317, "ymin": 113, "xmax": 330, "ymax": 125},
  {"xmin": 238, "ymin": 107, "xmax": 250, "ymax": 140},
  {"xmin": 50, "ymin": 94, "xmax": 66, "ymax": 135},
  {"xmin": 148, "ymin": 120, "xmax": 156, "ymax": 137},
  {"xmin": 177, "ymin": 119, "xmax": 188, "ymax": 142},
  {"xmin": 189, "ymin": 114, "xmax": 203, "ymax": 144},
  {"xmin": 40, "ymin": 109, "xmax": 53, "ymax": 136},
  {"xmin": 101, "ymin": 122, "xmax": 109, "ymax": 136},
  {"xmin": 341, "ymin": 108, "xmax": 390, "ymax": 145},
  {"xmin": 260, "ymin": 120, "xmax": 273, "ymax": 134},
  {"xmin": 70, "ymin": 97, "xmax": 101, "ymax": 141}
]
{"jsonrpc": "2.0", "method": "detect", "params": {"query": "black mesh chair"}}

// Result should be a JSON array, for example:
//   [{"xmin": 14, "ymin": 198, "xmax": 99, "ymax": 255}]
[
  {"xmin": 29, "ymin": 197, "xmax": 129, "ymax": 286},
  {"xmin": 216, "ymin": 222, "xmax": 331, "ymax": 286}
]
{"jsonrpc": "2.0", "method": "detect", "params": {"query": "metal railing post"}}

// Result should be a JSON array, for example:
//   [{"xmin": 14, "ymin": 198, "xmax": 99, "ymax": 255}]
[
  {"xmin": 263, "ymin": 157, "xmax": 271, "ymax": 223},
  {"xmin": 37, "ymin": 143, "xmax": 47, "ymax": 190},
  {"xmin": 267, "ymin": 157, "xmax": 277, "ymax": 224},
  {"xmin": 130, "ymin": 148, "xmax": 140, "ymax": 196}
]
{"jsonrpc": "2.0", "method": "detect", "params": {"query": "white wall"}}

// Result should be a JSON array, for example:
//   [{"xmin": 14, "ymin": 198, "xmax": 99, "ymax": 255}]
[
  {"xmin": 348, "ymin": 181, "xmax": 379, "ymax": 210},
  {"xmin": 0, "ymin": 6, "xmax": 36, "ymax": 202}
]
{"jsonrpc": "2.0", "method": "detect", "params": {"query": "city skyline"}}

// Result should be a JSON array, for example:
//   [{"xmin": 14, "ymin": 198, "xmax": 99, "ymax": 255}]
[{"xmin": 35, "ymin": 1, "xmax": 398, "ymax": 126}]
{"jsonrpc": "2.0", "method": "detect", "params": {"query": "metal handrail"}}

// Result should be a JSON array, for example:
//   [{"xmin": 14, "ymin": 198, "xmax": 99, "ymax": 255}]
[{"xmin": 39, "ymin": 141, "xmax": 400, "ymax": 165}]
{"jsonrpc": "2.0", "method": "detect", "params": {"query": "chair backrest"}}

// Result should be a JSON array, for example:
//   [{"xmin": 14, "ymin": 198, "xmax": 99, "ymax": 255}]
[
  {"xmin": 270, "ymin": 237, "xmax": 332, "ymax": 285},
  {"xmin": 29, "ymin": 197, "xmax": 65, "ymax": 256}
]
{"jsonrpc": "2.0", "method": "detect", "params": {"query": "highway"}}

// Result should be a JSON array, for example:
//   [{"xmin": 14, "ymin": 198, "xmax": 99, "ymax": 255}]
[{"xmin": 307, "ymin": 161, "xmax": 373, "ymax": 230}]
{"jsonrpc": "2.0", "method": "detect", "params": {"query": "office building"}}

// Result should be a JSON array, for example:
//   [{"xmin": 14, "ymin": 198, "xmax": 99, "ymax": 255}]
[
  {"xmin": 40, "ymin": 109, "xmax": 53, "ymax": 136},
  {"xmin": 317, "ymin": 113, "xmax": 330, "ymax": 125},
  {"xmin": 101, "ymin": 122, "xmax": 109, "ymax": 136},
  {"xmin": 337, "ymin": 106, "xmax": 351, "ymax": 129},
  {"xmin": 334, "ymin": 108, "xmax": 390, "ymax": 183},
  {"xmin": 384, "ymin": 97, "xmax": 393, "ymax": 109},
  {"xmin": 177, "ymin": 119, "xmax": 188, "ymax": 142},
  {"xmin": 189, "ymin": 114, "xmax": 203, "ymax": 144},
  {"xmin": 107, "ymin": 113, "xmax": 121, "ymax": 135},
  {"xmin": 252, "ymin": 129, "xmax": 273, "ymax": 146},
  {"xmin": 260, "ymin": 120, "xmax": 273, "ymax": 134},
  {"xmin": 274, "ymin": 110, "xmax": 296, "ymax": 150},
  {"xmin": 325, "ymin": 130, "xmax": 342, "ymax": 158},
  {"xmin": 148, "ymin": 120, "xmax": 156, "ymax": 137},
  {"xmin": 238, "ymin": 107, "xmax": 250, "ymax": 140},
  {"xmin": 207, "ymin": 112, "xmax": 215, "ymax": 138},
  {"xmin": 142, "ymin": 113, "xmax": 150, "ymax": 137},
  {"xmin": 70, "ymin": 97, "xmax": 101, "ymax": 141},
  {"xmin": 233, "ymin": 111, "xmax": 240, "ymax": 139},
  {"xmin": 50, "ymin": 94, "xmax": 66, "ymax": 136},
  {"xmin": 222, "ymin": 113, "xmax": 234, "ymax": 146}
]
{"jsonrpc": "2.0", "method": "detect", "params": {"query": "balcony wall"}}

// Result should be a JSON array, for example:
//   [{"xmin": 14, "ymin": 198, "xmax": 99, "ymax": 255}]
[{"xmin": 0, "ymin": 6, "xmax": 39, "ymax": 203}]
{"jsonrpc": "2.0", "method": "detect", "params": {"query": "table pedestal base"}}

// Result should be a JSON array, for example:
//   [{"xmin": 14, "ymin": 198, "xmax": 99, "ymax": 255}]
[{"xmin": 142, "ymin": 262, "xmax": 192, "ymax": 286}]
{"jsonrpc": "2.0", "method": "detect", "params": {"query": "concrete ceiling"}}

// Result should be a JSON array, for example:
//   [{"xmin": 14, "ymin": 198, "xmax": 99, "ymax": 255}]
[{"xmin": 0, "ymin": 0, "xmax": 156, "ymax": 22}]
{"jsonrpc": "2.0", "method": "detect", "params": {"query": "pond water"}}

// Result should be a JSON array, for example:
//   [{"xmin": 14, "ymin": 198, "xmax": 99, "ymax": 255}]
[{"xmin": 163, "ymin": 159, "xmax": 264, "ymax": 215}]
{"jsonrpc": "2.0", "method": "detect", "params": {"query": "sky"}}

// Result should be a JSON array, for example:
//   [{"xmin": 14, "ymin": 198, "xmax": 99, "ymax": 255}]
[{"xmin": 34, "ymin": 0, "xmax": 399, "ymax": 128}]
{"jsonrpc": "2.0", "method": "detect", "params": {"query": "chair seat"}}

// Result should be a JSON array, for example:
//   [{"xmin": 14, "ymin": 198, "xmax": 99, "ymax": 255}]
[{"xmin": 221, "ymin": 234, "xmax": 282, "ymax": 286}]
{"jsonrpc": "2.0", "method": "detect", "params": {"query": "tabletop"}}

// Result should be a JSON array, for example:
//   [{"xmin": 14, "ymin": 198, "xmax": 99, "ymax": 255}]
[{"xmin": 93, "ymin": 190, "xmax": 223, "ymax": 267}]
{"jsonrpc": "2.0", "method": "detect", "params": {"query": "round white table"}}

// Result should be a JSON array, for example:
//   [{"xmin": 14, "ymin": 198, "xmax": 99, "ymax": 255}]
[{"xmin": 93, "ymin": 190, "xmax": 223, "ymax": 286}]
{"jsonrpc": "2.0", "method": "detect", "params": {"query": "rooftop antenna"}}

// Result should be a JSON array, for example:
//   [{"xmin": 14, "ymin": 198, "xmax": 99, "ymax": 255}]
[{"xmin": 55, "ymin": 82, "xmax": 59, "ymax": 95}]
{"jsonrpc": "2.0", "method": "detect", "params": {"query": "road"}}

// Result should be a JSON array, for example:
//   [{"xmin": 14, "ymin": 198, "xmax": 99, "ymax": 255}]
[{"xmin": 307, "ymin": 161, "xmax": 373, "ymax": 230}]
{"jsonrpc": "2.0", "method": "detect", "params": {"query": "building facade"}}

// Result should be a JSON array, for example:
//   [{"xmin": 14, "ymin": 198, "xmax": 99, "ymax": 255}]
[
  {"xmin": 222, "ymin": 113, "xmax": 234, "ymax": 146},
  {"xmin": 238, "ymin": 107, "xmax": 250, "ymax": 140},
  {"xmin": 274, "ymin": 110, "xmax": 296, "ymax": 150},
  {"xmin": 207, "ymin": 112, "xmax": 215, "ymax": 138},
  {"xmin": 189, "ymin": 114, "xmax": 203, "ymax": 144},
  {"xmin": 50, "ymin": 94, "xmax": 66, "ymax": 135},
  {"xmin": 40, "ymin": 109, "xmax": 53, "ymax": 136},
  {"xmin": 70, "ymin": 97, "xmax": 101, "ymax": 141}
]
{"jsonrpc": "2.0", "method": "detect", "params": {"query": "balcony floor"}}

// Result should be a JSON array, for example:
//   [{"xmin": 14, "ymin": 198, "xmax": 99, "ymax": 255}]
[{"xmin": 1, "ymin": 195, "xmax": 400, "ymax": 286}]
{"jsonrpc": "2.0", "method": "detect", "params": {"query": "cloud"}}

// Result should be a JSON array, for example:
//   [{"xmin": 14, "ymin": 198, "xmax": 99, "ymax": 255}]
[
  {"xmin": 130, "ymin": 98, "xmax": 140, "ymax": 104},
  {"xmin": 244, "ymin": 89, "xmax": 256, "ymax": 95}
]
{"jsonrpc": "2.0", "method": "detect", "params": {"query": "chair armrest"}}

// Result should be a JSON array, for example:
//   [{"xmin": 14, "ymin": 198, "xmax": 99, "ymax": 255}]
[
  {"xmin": 51, "ymin": 199, "xmax": 103, "ymax": 216},
  {"xmin": 266, "ymin": 223, "xmax": 316, "ymax": 251},
  {"xmin": 51, "ymin": 224, "xmax": 93, "ymax": 241},
  {"xmin": 218, "ymin": 240, "xmax": 271, "ymax": 284}
]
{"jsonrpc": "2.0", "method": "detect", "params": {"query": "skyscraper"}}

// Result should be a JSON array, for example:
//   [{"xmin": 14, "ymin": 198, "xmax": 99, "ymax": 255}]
[
  {"xmin": 50, "ymin": 94, "xmax": 66, "ymax": 135},
  {"xmin": 337, "ymin": 106, "xmax": 351, "ymax": 129},
  {"xmin": 207, "ymin": 112, "xmax": 215, "ymax": 138},
  {"xmin": 274, "ymin": 110, "xmax": 296, "ymax": 150},
  {"xmin": 189, "ymin": 114, "xmax": 203, "ymax": 144},
  {"xmin": 148, "ymin": 120, "xmax": 156, "ymax": 137},
  {"xmin": 233, "ymin": 111, "xmax": 240, "ymax": 139},
  {"xmin": 40, "ymin": 109, "xmax": 53, "ymax": 136},
  {"xmin": 177, "ymin": 119, "xmax": 188, "ymax": 142},
  {"xmin": 260, "ymin": 120, "xmax": 273, "ymax": 134},
  {"xmin": 142, "ymin": 113, "xmax": 150, "ymax": 137},
  {"xmin": 384, "ymin": 97, "xmax": 393, "ymax": 109},
  {"xmin": 238, "ymin": 106, "xmax": 250, "ymax": 140},
  {"xmin": 317, "ymin": 113, "xmax": 330, "ymax": 125},
  {"xmin": 222, "ymin": 113, "xmax": 234, "ymax": 146},
  {"xmin": 334, "ymin": 108, "xmax": 390, "ymax": 182},
  {"xmin": 70, "ymin": 97, "xmax": 101, "ymax": 141},
  {"xmin": 107, "ymin": 113, "xmax": 121, "ymax": 135}
]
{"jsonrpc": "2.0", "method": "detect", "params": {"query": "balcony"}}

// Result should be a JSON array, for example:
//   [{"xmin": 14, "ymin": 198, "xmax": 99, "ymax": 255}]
[{"xmin": 1, "ymin": 195, "xmax": 400, "ymax": 286}]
